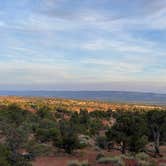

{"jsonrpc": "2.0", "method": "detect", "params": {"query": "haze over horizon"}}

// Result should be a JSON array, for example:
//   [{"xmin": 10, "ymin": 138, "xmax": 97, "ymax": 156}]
[{"xmin": 1, "ymin": 0, "xmax": 166, "ymax": 93}]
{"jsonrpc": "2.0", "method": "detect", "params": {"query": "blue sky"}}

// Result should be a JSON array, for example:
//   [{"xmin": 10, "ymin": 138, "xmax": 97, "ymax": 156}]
[{"xmin": 0, "ymin": 0, "xmax": 166, "ymax": 92}]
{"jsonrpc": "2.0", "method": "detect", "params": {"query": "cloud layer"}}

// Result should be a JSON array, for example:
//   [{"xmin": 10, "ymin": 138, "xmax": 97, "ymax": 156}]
[{"xmin": 0, "ymin": 0, "xmax": 166, "ymax": 92}]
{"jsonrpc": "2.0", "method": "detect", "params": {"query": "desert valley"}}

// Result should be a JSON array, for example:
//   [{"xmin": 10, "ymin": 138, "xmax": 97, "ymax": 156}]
[{"xmin": 0, "ymin": 96, "xmax": 165, "ymax": 166}]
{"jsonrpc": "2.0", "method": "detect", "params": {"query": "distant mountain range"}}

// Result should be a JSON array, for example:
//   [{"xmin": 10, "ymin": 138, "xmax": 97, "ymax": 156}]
[{"xmin": 0, "ymin": 90, "xmax": 166, "ymax": 105}]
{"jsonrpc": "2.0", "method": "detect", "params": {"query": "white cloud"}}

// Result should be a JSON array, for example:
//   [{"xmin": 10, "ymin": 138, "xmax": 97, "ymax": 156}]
[
  {"xmin": 0, "ymin": 21, "xmax": 5, "ymax": 27},
  {"xmin": 0, "ymin": 0, "xmax": 166, "ymax": 91},
  {"xmin": 81, "ymin": 39, "xmax": 155, "ymax": 54},
  {"xmin": 0, "ymin": 61, "xmax": 74, "ymax": 84}
]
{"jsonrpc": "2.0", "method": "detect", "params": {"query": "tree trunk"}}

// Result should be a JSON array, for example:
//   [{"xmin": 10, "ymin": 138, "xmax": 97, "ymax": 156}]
[
  {"xmin": 152, "ymin": 129, "xmax": 160, "ymax": 157},
  {"xmin": 121, "ymin": 142, "xmax": 126, "ymax": 154},
  {"xmin": 155, "ymin": 131, "xmax": 160, "ymax": 156}
]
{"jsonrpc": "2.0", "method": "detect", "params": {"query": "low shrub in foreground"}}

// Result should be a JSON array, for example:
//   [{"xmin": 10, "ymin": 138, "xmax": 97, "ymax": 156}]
[
  {"xmin": 138, "ymin": 160, "xmax": 156, "ymax": 166},
  {"xmin": 25, "ymin": 141, "xmax": 53, "ymax": 157},
  {"xmin": 67, "ymin": 160, "xmax": 90, "ymax": 166},
  {"xmin": 96, "ymin": 152, "xmax": 105, "ymax": 161},
  {"xmin": 97, "ymin": 156, "xmax": 121, "ymax": 165},
  {"xmin": 135, "ymin": 152, "xmax": 149, "ymax": 161}
]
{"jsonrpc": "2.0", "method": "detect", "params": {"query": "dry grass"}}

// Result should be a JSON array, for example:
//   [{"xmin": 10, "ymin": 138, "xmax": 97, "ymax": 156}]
[{"xmin": 0, "ymin": 96, "xmax": 163, "ymax": 113}]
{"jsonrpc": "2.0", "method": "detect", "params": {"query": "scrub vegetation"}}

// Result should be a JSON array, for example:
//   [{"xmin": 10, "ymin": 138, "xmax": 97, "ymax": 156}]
[{"xmin": 0, "ymin": 97, "xmax": 165, "ymax": 166}]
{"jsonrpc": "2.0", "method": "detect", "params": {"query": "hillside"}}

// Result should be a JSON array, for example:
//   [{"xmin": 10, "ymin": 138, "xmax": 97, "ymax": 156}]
[
  {"xmin": 0, "ymin": 96, "xmax": 165, "ymax": 166},
  {"xmin": 0, "ymin": 96, "xmax": 164, "ymax": 113}
]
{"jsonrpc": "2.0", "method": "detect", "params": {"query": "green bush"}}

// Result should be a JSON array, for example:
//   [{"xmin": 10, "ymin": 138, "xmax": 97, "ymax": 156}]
[
  {"xmin": 54, "ymin": 121, "xmax": 80, "ymax": 154},
  {"xmin": 136, "ymin": 152, "xmax": 149, "ymax": 161},
  {"xmin": 96, "ymin": 153, "xmax": 105, "ymax": 161},
  {"xmin": 78, "ymin": 135, "xmax": 90, "ymax": 148},
  {"xmin": 9, "ymin": 154, "xmax": 32, "ymax": 166},
  {"xmin": 96, "ymin": 136, "xmax": 107, "ymax": 149},
  {"xmin": 35, "ymin": 119, "xmax": 59, "ymax": 142},
  {"xmin": 25, "ymin": 141, "xmax": 53, "ymax": 157},
  {"xmin": 67, "ymin": 160, "xmax": 90, "ymax": 166},
  {"xmin": 97, "ymin": 156, "xmax": 121, "ymax": 165},
  {"xmin": 0, "ymin": 144, "xmax": 11, "ymax": 166},
  {"xmin": 37, "ymin": 106, "xmax": 53, "ymax": 119},
  {"xmin": 68, "ymin": 160, "xmax": 80, "ymax": 166},
  {"xmin": 138, "ymin": 160, "xmax": 152, "ymax": 166},
  {"xmin": 81, "ymin": 160, "xmax": 90, "ymax": 166}
]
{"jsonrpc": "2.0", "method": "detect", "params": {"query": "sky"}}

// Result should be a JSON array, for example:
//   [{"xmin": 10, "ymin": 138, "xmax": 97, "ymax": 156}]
[{"xmin": 0, "ymin": 0, "xmax": 166, "ymax": 92}]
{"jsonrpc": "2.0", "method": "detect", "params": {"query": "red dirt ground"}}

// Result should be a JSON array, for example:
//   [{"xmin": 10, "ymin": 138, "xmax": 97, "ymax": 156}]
[
  {"xmin": 32, "ymin": 148, "xmax": 116, "ymax": 166},
  {"xmin": 32, "ymin": 146, "xmax": 166, "ymax": 166}
]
